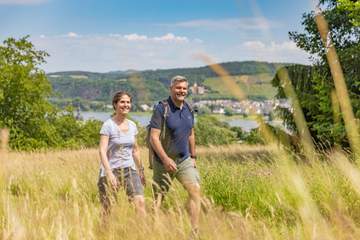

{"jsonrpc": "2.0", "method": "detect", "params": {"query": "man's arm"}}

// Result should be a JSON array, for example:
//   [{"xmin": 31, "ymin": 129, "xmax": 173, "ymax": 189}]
[
  {"xmin": 150, "ymin": 128, "xmax": 177, "ymax": 172},
  {"xmin": 188, "ymin": 128, "xmax": 196, "ymax": 167}
]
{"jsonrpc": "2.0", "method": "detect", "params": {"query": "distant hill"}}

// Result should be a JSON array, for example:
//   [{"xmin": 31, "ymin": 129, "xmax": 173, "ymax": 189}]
[{"xmin": 47, "ymin": 61, "xmax": 292, "ymax": 111}]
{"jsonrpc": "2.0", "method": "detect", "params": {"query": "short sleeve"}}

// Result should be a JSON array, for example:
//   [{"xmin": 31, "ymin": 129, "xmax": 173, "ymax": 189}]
[
  {"xmin": 134, "ymin": 124, "xmax": 138, "ymax": 135},
  {"xmin": 149, "ymin": 103, "xmax": 165, "ymax": 129},
  {"xmin": 129, "ymin": 120, "xmax": 138, "ymax": 135},
  {"xmin": 100, "ymin": 120, "xmax": 111, "ymax": 136}
]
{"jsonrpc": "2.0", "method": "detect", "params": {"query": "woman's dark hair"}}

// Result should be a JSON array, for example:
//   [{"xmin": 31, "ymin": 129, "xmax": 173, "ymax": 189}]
[{"xmin": 112, "ymin": 91, "xmax": 132, "ymax": 110}]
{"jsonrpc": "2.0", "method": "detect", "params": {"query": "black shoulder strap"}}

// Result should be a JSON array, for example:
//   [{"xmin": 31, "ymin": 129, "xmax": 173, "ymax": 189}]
[
  {"xmin": 184, "ymin": 100, "xmax": 194, "ymax": 117},
  {"xmin": 159, "ymin": 99, "xmax": 169, "ymax": 140}
]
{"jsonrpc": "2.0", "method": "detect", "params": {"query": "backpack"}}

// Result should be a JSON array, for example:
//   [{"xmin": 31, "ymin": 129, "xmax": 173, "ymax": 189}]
[{"xmin": 146, "ymin": 99, "xmax": 194, "ymax": 169}]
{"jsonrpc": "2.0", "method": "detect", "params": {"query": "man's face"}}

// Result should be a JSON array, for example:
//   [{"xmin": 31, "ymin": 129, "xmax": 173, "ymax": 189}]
[{"xmin": 170, "ymin": 81, "xmax": 188, "ymax": 103}]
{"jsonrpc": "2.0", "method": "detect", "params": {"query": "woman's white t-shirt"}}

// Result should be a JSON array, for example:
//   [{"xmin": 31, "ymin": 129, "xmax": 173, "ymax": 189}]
[{"xmin": 99, "ymin": 118, "xmax": 138, "ymax": 177}]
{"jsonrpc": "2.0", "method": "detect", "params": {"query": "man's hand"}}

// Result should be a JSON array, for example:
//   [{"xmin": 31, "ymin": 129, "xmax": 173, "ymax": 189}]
[
  {"xmin": 139, "ymin": 168, "xmax": 146, "ymax": 186},
  {"xmin": 163, "ymin": 157, "xmax": 177, "ymax": 173},
  {"xmin": 191, "ymin": 157, "xmax": 197, "ymax": 168}
]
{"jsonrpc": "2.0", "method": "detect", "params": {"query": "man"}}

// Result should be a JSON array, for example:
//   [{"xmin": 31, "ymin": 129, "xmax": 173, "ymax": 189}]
[{"xmin": 149, "ymin": 75, "xmax": 201, "ymax": 233}]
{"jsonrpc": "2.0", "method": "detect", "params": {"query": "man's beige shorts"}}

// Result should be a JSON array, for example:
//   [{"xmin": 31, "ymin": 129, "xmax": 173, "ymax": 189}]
[{"xmin": 152, "ymin": 157, "xmax": 201, "ymax": 194}]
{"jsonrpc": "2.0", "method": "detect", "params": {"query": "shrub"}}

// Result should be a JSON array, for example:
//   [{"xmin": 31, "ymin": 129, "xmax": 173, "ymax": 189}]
[{"xmin": 195, "ymin": 115, "xmax": 237, "ymax": 145}]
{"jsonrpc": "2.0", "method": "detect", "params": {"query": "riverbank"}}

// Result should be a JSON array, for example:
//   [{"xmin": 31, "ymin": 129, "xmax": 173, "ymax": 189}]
[{"xmin": 78, "ymin": 111, "xmax": 272, "ymax": 131}]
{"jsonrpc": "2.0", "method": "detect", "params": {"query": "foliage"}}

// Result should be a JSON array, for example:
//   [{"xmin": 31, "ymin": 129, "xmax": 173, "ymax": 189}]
[
  {"xmin": 230, "ymin": 126, "xmax": 246, "ymax": 140},
  {"xmin": 0, "ymin": 36, "xmax": 54, "ymax": 150},
  {"xmin": 245, "ymin": 128, "xmax": 265, "ymax": 145},
  {"xmin": 224, "ymin": 107, "xmax": 234, "ymax": 116},
  {"xmin": 288, "ymin": 0, "xmax": 359, "ymax": 60},
  {"xmin": 51, "ymin": 107, "xmax": 102, "ymax": 149},
  {"xmin": 196, "ymin": 105, "xmax": 211, "ymax": 115},
  {"xmin": 338, "ymin": 0, "xmax": 360, "ymax": 26},
  {"xmin": 0, "ymin": 37, "xmax": 101, "ymax": 150},
  {"xmin": 194, "ymin": 115, "xmax": 237, "ymax": 146},
  {"xmin": 273, "ymin": 0, "xmax": 360, "ymax": 149}
]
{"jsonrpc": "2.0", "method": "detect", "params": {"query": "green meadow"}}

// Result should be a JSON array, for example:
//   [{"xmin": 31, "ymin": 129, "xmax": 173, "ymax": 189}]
[
  {"xmin": 2, "ymin": 145, "xmax": 360, "ymax": 239},
  {"xmin": 203, "ymin": 73, "xmax": 277, "ymax": 100}
]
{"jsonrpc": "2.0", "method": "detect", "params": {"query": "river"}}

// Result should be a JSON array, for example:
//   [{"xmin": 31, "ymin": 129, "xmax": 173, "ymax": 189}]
[{"xmin": 79, "ymin": 111, "xmax": 281, "ymax": 132}]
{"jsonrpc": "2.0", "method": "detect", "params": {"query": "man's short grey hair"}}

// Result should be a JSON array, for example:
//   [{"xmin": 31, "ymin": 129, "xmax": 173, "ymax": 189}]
[{"xmin": 170, "ymin": 75, "xmax": 188, "ymax": 87}]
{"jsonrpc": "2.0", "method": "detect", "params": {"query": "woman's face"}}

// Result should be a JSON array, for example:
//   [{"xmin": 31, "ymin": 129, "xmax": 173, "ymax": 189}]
[{"xmin": 114, "ymin": 95, "xmax": 131, "ymax": 115}]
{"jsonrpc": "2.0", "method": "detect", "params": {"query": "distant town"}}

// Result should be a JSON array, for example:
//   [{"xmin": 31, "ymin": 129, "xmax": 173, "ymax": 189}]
[{"xmin": 137, "ymin": 82, "xmax": 291, "ymax": 116}]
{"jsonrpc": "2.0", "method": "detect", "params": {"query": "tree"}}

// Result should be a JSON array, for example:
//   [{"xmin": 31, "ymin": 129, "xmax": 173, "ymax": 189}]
[
  {"xmin": 272, "ymin": 0, "xmax": 360, "ymax": 149},
  {"xmin": 0, "ymin": 36, "xmax": 58, "ymax": 149},
  {"xmin": 338, "ymin": 0, "xmax": 360, "ymax": 26},
  {"xmin": 224, "ymin": 107, "xmax": 234, "ymax": 116},
  {"xmin": 0, "ymin": 36, "xmax": 102, "ymax": 150}
]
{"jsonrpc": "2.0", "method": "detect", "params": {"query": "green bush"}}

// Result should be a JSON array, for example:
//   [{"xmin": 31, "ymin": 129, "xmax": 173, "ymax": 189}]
[
  {"xmin": 195, "ymin": 115, "xmax": 237, "ymax": 145},
  {"xmin": 244, "ymin": 128, "xmax": 265, "ymax": 145}
]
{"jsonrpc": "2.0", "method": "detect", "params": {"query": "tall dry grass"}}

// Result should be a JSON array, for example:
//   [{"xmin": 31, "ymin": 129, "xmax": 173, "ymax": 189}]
[
  {"xmin": 1, "ymin": 1, "xmax": 359, "ymax": 239},
  {"xmin": 1, "ymin": 146, "xmax": 360, "ymax": 239}
]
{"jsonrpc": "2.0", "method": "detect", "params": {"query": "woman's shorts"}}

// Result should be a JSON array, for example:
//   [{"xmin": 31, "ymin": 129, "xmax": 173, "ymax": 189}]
[{"xmin": 98, "ymin": 167, "xmax": 144, "ymax": 205}]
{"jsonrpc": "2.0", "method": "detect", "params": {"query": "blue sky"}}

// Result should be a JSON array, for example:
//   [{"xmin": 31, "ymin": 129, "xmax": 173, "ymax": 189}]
[{"xmin": 0, "ymin": 0, "xmax": 314, "ymax": 72}]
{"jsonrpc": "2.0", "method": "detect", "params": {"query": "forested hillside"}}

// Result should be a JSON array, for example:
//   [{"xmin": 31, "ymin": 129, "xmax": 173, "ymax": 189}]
[{"xmin": 48, "ymin": 61, "xmax": 289, "ymax": 110}]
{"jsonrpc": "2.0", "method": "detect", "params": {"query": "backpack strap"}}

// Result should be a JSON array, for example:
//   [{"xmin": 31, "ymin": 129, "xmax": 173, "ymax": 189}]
[
  {"xmin": 184, "ymin": 100, "xmax": 194, "ymax": 114},
  {"xmin": 159, "ymin": 99, "xmax": 169, "ymax": 141}
]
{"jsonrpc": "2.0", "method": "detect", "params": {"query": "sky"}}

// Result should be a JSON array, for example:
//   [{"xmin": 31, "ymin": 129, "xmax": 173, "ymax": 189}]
[{"xmin": 0, "ymin": 0, "xmax": 314, "ymax": 73}]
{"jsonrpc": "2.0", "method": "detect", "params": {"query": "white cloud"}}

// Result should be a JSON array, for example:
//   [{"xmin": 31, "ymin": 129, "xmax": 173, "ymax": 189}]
[
  {"xmin": 153, "ymin": 33, "xmax": 188, "ymax": 43},
  {"xmin": 235, "ymin": 40, "xmax": 310, "ymax": 63},
  {"xmin": 124, "ymin": 33, "xmax": 148, "ymax": 41},
  {"xmin": 243, "ymin": 40, "xmax": 299, "ymax": 51},
  {"xmin": 243, "ymin": 41, "xmax": 265, "ymax": 49},
  {"xmin": 31, "ymin": 33, "xmax": 203, "ymax": 72},
  {"xmin": 30, "ymin": 33, "xmax": 309, "ymax": 73},
  {"xmin": 171, "ymin": 18, "xmax": 281, "ymax": 31},
  {"xmin": 0, "ymin": 0, "xmax": 47, "ymax": 5},
  {"xmin": 67, "ymin": 32, "xmax": 80, "ymax": 38},
  {"xmin": 123, "ymin": 33, "xmax": 188, "ymax": 43}
]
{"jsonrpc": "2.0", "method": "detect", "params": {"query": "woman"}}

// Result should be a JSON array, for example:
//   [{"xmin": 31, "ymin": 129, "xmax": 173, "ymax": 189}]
[{"xmin": 98, "ymin": 91, "xmax": 146, "ymax": 217}]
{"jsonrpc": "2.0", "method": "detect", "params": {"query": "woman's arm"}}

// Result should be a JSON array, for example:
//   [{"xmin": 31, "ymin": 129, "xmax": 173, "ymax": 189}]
[
  {"xmin": 99, "ymin": 135, "xmax": 117, "ymax": 188},
  {"xmin": 132, "ymin": 139, "xmax": 143, "ymax": 169},
  {"xmin": 133, "ymin": 138, "xmax": 145, "ymax": 185}
]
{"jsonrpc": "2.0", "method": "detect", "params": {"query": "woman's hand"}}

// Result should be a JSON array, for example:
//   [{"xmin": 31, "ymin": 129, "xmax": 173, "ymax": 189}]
[{"xmin": 106, "ymin": 170, "xmax": 118, "ymax": 189}]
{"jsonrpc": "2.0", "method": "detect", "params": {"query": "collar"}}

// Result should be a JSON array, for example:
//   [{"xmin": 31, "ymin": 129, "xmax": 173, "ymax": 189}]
[{"xmin": 168, "ymin": 96, "xmax": 184, "ymax": 110}]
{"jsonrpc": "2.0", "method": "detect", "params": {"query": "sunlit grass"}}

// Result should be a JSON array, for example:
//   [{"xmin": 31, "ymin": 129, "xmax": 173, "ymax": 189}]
[
  {"xmin": 1, "ymin": 1, "xmax": 359, "ymax": 239},
  {"xmin": 2, "ymin": 146, "xmax": 360, "ymax": 239}
]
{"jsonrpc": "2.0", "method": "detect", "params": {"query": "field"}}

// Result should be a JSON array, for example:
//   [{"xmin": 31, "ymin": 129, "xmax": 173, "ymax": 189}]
[
  {"xmin": 2, "ymin": 145, "xmax": 360, "ymax": 239},
  {"xmin": 203, "ymin": 73, "xmax": 277, "ymax": 100}
]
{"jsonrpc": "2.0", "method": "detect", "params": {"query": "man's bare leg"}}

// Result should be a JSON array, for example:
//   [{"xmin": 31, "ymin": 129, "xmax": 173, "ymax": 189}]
[{"xmin": 184, "ymin": 183, "xmax": 201, "ymax": 231}]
